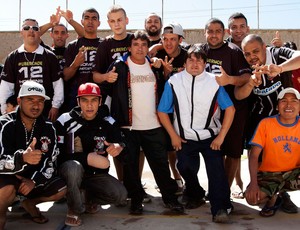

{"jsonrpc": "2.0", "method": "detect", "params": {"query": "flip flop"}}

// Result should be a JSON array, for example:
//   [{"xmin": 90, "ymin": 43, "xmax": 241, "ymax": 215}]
[
  {"xmin": 65, "ymin": 214, "xmax": 82, "ymax": 227},
  {"xmin": 232, "ymin": 191, "xmax": 245, "ymax": 199},
  {"xmin": 259, "ymin": 197, "xmax": 282, "ymax": 217},
  {"xmin": 23, "ymin": 212, "xmax": 49, "ymax": 224}
]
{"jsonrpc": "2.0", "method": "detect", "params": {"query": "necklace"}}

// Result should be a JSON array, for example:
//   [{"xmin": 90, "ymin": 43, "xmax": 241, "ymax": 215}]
[
  {"xmin": 22, "ymin": 119, "xmax": 36, "ymax": 146},
  {"xmin": 24, "ymin": 52, "xmax": 37, "ymax": 64}
]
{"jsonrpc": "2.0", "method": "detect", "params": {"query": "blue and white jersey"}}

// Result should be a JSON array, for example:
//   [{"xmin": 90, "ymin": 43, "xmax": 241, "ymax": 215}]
[{"xmin": 158, "ymin": 69, "xmax": 233, "ymax": 141}]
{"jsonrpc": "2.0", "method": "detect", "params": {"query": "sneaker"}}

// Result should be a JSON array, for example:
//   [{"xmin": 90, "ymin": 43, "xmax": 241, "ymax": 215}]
[
  {"xmin": 212, "ymin": 209, "xmax": 229, "ymax": 223},
  {"xmin": 185, "ymin": 198, "xmax": 206, "ymax": 209},
  {"xmin": 175, "ymin": 179, "xmax": 184, "ymax": 195},
  {"xmin": 130, "ymin": 202, "xmax": 143, "ymax": 215},
  {"xmin": 280, "ymin": 192, "xmax": 298, "ymax": 213},
  {"xmin": 164, "ymin": 200, "xmax": 184, "ymax": 213}
]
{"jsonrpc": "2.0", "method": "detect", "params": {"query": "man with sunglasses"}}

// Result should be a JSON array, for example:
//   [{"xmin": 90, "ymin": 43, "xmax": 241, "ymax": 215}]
[{"xmin": 0, "ymin": 18, "xmax": 64, "ymax": 122}]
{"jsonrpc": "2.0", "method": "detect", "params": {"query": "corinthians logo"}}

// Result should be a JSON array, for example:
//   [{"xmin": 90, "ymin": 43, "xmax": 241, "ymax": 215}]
[{"xmin": 40, "ymin": 136, "xmax": 51, "ymax": 153}]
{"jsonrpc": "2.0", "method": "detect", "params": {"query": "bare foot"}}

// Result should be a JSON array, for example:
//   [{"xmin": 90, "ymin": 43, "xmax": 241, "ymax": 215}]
[
  {"xmin": 65, "ymin": 210, "xmax": 82, "ymax": 227},
  {"xmin": 21, "ymin": 199, "xmax": 40, "ymax": 217}
]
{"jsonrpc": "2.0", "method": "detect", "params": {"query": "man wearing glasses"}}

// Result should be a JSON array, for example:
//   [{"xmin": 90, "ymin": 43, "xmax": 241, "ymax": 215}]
[{"xmin": 0, "ymin": 18, "xmax": 64, "ymax": 122}]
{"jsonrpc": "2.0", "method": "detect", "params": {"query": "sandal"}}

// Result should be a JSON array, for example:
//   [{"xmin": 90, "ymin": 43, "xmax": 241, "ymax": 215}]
[
  {"xmin": 23, "ymin": 212, "xmax": 49, "ymax": 224},
  {"xmin": 232, "ymin": 191, "xmax": 244, "ymax": 199},
  {"xmin": 65, "ymin": 214, "xmax": 82, "ymax": 227},
  {"xmin": 259, "ymin": 196, "xmax": 282, "ymax": 217}
]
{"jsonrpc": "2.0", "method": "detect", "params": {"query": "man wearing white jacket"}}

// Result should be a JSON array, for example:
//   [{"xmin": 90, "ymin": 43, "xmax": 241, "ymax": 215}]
[{"xmin": 158, "ymin": 44, "xmax": 235, "ymax": 223}]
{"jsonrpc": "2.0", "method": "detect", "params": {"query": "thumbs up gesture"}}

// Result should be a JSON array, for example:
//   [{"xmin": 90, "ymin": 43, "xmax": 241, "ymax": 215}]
[
  {"xmin": 271, "ymin": 31, "xmax": 283, "ymax": 48},
  {"xmin": 104, "ymin": 140, "xmax": 124, "ymax": 157},
  {"xmin": 106, "ymin": 66, "xmax": 118, "ymax": 83},
  {"xmin": 23, "ymin": 138, "xmax": 43, "ymax": 165},
  {"xmin": 215, "ymin": 66, "xmax": 231, "ymax": 86}
]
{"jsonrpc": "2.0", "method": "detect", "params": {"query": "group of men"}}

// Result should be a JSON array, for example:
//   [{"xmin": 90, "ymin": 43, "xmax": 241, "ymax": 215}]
[{"xmin": 0, "ymin": 4, "xmax": 300, "ymax": 229}]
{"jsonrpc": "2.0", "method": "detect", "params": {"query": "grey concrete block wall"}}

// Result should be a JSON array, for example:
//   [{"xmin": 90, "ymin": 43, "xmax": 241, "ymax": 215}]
[{"xmin": 0, "ymin": 29, "xmax": 299, "ymax": 63}]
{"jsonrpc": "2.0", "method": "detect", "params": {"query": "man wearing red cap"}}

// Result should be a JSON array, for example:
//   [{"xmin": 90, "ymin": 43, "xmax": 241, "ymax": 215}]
[{"xmin": 55, "ymin": 82, "xmax": 127, "ymax": 227}]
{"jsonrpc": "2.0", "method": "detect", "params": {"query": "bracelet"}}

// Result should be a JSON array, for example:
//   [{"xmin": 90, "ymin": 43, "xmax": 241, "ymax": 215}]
[{"xmin": 279, "ymin": 65, "xmax": 283, "ymax": 74}]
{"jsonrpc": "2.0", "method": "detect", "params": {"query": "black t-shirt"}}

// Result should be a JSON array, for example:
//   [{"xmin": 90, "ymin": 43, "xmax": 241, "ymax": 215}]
[
  {"xmin": 1, "ymin": 46, "xmax": 60, "ymax": 115},
  {"xmin": 156, "ymin": 46, "xmax": 187, "ymax": 77},
  {"xmin": 202, "ymin": 41, "xmax": 251, "ymax": 108},
  {"xmin": 251, "ymin": 47, "xmax": 294, "ymax": 118},
  {"xmin": 64, "ymin": 37, "xmax": 102, "ymax": 109},
  {"xmin": 93, "ymin": 33, "xmax": 133, "ymax": 74}
]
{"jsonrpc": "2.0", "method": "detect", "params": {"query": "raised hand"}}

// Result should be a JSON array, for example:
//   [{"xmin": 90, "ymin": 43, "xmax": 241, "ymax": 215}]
[
  {"xmin": 49, "ymin": 7, "xmax": 61, "ymax": 26},
  {"xmin": 106, "ymin": 66, "xmax": 118, "ymax": 83},
  {"xmin": 59, "ymin": 8, "xmax": 74, "ymax": 23},
  {"xmin": 73, "ymin": 46, "xmax": 86, "ymax": 67},
  {"xmin": 22, "ymin": 138, "xmax": 43, "ymax": 165},
  {"xmin": 216, "ymin": 66, "xmax": 231, "ymax": 86},
  {"xmin": 161, "ymin": 56, "xmax": 174, "ymax": 78},
  {"xmin": 271, "ymin": 31, "xmax": 283, "ymax": 48},
  {"xmin": 104, "ymin": 140, "xmax": 124, "ymax": 157}
]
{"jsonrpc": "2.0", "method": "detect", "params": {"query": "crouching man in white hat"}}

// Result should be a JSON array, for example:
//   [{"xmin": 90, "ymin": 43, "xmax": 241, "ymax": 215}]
[{"xmin": 0, "ymin": 81, "xmax": 67, "ymax": 229}]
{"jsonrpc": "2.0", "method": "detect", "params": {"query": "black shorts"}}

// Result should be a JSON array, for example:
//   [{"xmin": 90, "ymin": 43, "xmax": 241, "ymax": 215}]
[
  {"xmin": 222, "ymin": 105, "xmax": 248, "ymax": 158},
  {"xmin": 0, "ymin": 174, "xmax": 66, "ymax": 199}
]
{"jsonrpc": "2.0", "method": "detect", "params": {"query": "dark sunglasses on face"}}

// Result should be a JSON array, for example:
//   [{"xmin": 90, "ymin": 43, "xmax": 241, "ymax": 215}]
[{"xmin": 22, "ymin": 25, "xmax": 39, "ymax": 32}]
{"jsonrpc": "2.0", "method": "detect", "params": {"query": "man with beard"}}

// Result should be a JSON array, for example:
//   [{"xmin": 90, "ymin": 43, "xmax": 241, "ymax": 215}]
[
  {"xmin": 144, "ymin": 13, "xmax": 162, "ymax": 46},
  {"xmin": 0, "ymin": 81, "xmax": 66, "ymax": 229}
]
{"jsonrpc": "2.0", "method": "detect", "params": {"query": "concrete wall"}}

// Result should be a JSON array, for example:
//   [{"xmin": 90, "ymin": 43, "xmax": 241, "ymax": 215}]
[{"xmin": 0, "ymin": 29, "xmax": 299, "ymax": 63}]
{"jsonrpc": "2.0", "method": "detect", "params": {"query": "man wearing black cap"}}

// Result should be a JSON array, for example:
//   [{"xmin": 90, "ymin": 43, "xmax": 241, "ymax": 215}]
[
  {"xmin": 0, "ymin": 81, "xmax": 66, "ymax": 229},
  {"xmin": 55, "ymin": 82, "xmax": 127, "ymax": 227}
]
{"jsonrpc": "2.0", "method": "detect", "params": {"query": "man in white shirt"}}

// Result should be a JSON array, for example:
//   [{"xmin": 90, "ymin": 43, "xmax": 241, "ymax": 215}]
[{"xmin": 106, "ymin": 30, "xmax": 184, "ymax": 215}]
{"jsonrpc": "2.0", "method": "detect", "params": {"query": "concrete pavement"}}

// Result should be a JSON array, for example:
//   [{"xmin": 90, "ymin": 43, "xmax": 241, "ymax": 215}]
[{"xmin": 5, "ymin": 155, "xmax": 300, "ymax": 230}]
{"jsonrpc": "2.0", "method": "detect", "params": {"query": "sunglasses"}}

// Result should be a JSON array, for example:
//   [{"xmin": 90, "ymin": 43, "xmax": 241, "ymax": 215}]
[{"xmin": 22, "ymin": 25, "xmax": 39, "ymax": 32}]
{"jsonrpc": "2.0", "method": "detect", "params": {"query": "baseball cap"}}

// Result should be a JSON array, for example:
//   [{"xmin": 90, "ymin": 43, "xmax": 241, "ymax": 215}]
[
  {"xmin": 77, "ymin": 82, "xmax": 101, "ymax": 97},
  {"xmin": 18, "ymin": 80, "xmax": 50, "ymax": 100},
  {"xmin": 277, "ymin": 87, "xmax": 300, "ymax": 100},
  {"xmin": 162, "ymin": 23, "xmax": 184, "ymax": 38}
]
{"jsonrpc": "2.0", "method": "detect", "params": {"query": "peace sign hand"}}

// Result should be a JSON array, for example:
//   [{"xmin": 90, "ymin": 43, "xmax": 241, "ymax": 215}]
[{"xmin": 161, "ymin": 56, "xmax": 174, "ymax": 78}]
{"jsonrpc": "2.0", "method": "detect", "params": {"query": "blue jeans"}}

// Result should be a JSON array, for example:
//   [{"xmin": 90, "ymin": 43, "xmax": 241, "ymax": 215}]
[
  {"xmin": 176, "ymin": 138, "xmax": 231, "ymax": 216},
  {"xmin": 59, "ymin": 160, "xmax": 127, "ymax": 214}
]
